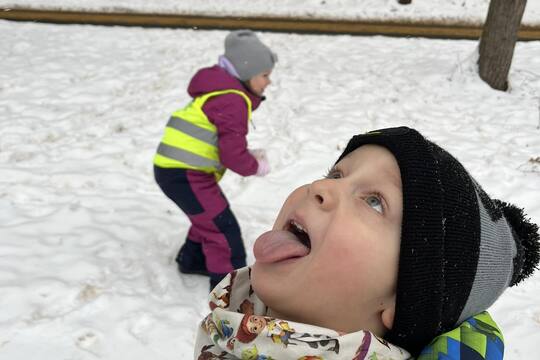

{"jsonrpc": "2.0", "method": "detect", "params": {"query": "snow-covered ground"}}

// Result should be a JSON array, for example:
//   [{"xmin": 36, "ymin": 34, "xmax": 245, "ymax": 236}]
[
  {"xmin": 1, "ymin": 0, "xmax": 540, "ymax": 26},
  {"xmin": 1, "ymin": 15, "xmax": 540, "ymax": 360}
]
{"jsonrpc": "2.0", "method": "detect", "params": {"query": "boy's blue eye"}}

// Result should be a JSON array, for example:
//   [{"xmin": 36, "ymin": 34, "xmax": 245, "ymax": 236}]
[{"xmin": 366, "ymin": 195, "xmax": 383, "ymax": 213}]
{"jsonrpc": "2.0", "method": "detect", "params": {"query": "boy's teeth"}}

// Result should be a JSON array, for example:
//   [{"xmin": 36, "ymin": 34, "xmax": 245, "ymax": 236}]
[
  {"xmin": 291, "ymin": 220, "xmax": 306, "ymax": 233},
  {"xmin": 289, "ymin": 219, "xmax": 311, "ymax": 249}
]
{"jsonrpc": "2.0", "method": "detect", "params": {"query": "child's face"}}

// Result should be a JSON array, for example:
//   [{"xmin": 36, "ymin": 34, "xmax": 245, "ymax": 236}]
[
  {"xmin": 251, "ymin": 145, "xmax": 402, "ymax": 335},
  {"xmin": 247, "ymin": 69, "xmax": 272, "ymax": 96},
  {"xmin": 246, "ymin": 315, "xmax": 267, "ymax": 334}
]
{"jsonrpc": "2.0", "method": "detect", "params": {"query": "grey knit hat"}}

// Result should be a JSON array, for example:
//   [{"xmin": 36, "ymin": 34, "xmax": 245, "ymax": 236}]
[
  {"xmin": 224, "ymin": 30, "xmax": 278, "ymax": 81},
  {"xmin": 336, "ymin": 127, "xmax": 540, "ymax": 356}
]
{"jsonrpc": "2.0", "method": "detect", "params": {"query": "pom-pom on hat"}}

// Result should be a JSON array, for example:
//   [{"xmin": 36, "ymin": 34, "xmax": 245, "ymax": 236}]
[
  {"xmin": 336, "ymin": 127, "xmax": 540, "ymax": 355},
  {"xmin": 224, "ymin": 30, "xmax": 278, "ymax": 81}
]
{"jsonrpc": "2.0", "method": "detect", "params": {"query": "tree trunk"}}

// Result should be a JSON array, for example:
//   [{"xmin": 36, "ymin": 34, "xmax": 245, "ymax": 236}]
[{"xmin": 478, "ymin": 0, "xmax": 527, "ymax": 91}]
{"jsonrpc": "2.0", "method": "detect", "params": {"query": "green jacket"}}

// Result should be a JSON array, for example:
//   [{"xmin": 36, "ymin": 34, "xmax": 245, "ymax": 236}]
[{"xmin": 418, "ymin": 311, "xmax": 504, "ymax": 360}]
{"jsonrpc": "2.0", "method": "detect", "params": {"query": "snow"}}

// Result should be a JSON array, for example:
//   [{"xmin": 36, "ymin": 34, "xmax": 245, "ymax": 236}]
[
  {"xmin": 1, "ymin": 0, "xmax": 540, "ymax": 26},
  {"xmin": 1, "ymin": 5, "xmax": 540, "ymax": 360}
]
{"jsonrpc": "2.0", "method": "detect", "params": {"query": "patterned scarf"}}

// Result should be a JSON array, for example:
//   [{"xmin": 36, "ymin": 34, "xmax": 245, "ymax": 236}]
[{"xmin": 194, "ymin": 267, "xmax": 412, "ymax": 360}]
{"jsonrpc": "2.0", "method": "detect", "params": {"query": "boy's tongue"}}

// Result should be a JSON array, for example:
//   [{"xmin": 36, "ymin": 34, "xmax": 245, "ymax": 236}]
[{"xmin": 253, "ymin": 230, "xmax": 310, "ymax": 264}]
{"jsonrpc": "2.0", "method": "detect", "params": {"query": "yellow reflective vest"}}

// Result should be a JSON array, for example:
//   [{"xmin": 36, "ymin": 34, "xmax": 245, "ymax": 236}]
[{"xmin": 153, "ymin": 89, "xmax": 252, "ymax": 181}]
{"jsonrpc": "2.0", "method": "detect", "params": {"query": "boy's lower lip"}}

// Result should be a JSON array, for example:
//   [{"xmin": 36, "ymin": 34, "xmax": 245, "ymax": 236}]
[{"xmin": 253, "ymin": 230, "xmax": 311, "ymax": 264}]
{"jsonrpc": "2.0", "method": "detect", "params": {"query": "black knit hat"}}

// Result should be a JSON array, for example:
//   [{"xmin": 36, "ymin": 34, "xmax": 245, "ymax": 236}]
[{"xmin": 336, "ymin": 126, "xmax": 540, "ymax": 356}]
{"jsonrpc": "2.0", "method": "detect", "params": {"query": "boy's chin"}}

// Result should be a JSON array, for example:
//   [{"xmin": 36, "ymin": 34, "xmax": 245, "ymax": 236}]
[
  {"xmin": 251, "ymin": 262, "xmax": 299, "ymax": 314},
  {"xmin": 250, "ymin": 263, "xmax": 277, "ymax": 301},
  {"xmin": 251, "ymin": 268, "xmax": 289, "ymax": 317}
]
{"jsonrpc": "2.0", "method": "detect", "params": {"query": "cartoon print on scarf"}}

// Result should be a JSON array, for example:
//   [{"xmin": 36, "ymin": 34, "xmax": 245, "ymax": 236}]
[
  {"xmin": 267, "ymin": 319, "xmax": 294, "ymax": 345},
  {"xmin": 196, "ymin": 267, "xmax": 412, "ymax": 359},
  {"xmin": 235, "ymin": 314, "xmax": 340, "ymax": 353},
  {"xmin": 247, "ymin": 267, "xmax": 255, "ymax": 297},
  {"xmin": 201, "ymin": 315, "xmax": 218, "ymax": 341},
  {"xmin": 354, "ymin": 332, "xmax": 403, "ymax": 360},
  {"xmin": 201, "ymin": 314, "xmax": 234, "ymax": 345},
  {"xmin": 226, "ymin": 337, "xmax": 236, "ymax": 351},
  {"xmin": 210, "ymin": 270, "xmax": 238, "ymax": 310},
  {"xmin": 373, "ymin": 334, "xmax": 391, "ymax": 350},
  {"xmin": 236, "ymin": 314, "xmax": 267, "ymax": 343},
  {"xmin": 241, "ymin": 344, "xmax": 275, "ymax": 360},
  {"xmin": 353, "ymin": 331, "xmax": 371, "ymax": 360},
  {"xmin": 238, "ymin": 298, "xmax": 255, "ymax": 315},
  {"xmin": 197, "ymin": 344, "xmax": 228, "ymax": 360},
  {"xmin": 217, "ymin": 319, "xmax": 234, "ymax": 338}
]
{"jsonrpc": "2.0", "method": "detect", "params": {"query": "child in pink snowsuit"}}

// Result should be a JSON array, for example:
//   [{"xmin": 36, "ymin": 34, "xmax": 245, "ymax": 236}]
[{"xmin": 154, "ymin": 30, "xmax": 277, "ymax": 289}]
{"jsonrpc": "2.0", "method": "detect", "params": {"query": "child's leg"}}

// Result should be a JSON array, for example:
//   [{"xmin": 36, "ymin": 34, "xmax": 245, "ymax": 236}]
[
  {"xmin": 188, "ymin": 205, "xmax": 246, "ymax": 286},
  {"xmin": 212, "ymin": 205, "xmax": 246, "ymax": 269},
  {"xmin": 185, "ymin": 171, "xmax": 246, "ymax": 287},
  {"xmin": 154, "ymin": 166, "xmax": 208, "ymax": 274},
  {"xmin": 185, "ymin": 181, "xmax": 246, "ymax": 272},
  {"xmin": 154, "ymin": 166, "xmax": 246, "ymax": 287}
]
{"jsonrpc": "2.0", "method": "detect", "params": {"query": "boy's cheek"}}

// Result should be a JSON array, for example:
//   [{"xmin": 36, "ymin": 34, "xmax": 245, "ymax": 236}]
[{"xmin": 272, "ymin": 185, "xmax": 309, "ymax": 230}]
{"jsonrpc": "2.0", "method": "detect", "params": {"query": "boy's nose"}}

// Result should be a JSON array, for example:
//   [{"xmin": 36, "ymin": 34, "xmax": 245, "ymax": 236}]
[{"xmin": 309, "ymin": 178, "xmax": 337, "ymax": 211}]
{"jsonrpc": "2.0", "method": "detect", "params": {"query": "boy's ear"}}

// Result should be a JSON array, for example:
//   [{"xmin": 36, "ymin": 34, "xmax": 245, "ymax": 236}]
[{"xmin": 381, "ymin": 296, "xmax": 396, "ymax": 330}]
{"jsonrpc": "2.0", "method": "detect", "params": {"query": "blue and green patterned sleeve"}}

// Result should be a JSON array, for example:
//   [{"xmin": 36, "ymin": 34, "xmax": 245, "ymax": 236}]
[{"xmin": 417, "ymin": 312, "xmax": 504, "ymax": 360}]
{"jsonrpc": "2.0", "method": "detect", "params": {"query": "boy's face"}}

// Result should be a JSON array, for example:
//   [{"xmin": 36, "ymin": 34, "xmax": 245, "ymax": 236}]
[
  {"xmin": 247, "ymin": 69, "xmax": 272, "ymax": 96},
  {"xmin": 251, "ymin": 145, "xmax": 402, "ymax": 335}
]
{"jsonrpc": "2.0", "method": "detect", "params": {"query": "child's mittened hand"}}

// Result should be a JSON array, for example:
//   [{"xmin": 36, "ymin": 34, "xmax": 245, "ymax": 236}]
[
  {"xmin": 250, "ymin": 149, "xmax": 270, "ymax": 176},
  {"xmin": 255, "ymin": 157, "xmax": 270, "ymax": 177}
]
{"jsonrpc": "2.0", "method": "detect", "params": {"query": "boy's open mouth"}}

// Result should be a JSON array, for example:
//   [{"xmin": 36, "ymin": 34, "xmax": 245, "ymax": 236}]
[
  {"xmin": 286, "ymin": 219, "xmax": 311, "ymax": 250},
  {"xmin": 252, "ymin": 218, "xmax": 312, "ymax": 264}
]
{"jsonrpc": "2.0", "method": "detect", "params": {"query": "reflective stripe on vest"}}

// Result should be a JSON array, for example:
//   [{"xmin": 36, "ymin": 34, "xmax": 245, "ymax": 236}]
[
  {"xmin": 153, "ymin": 89, "xmax": 252, "ymax": 180},
  {"xmin": 156, "ymin": 143, "xmax": 221, "ymax": 169},
  {"xmin": 166, "ymin": 116, "xmax": 217, "ymax": 145}
]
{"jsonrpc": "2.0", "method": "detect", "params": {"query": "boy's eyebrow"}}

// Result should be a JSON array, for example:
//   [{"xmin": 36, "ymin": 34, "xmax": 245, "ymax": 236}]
[
  {"xmin": 376, "ymin": 165, "xmax": 402, "ymax": 193},
  {"xmin": 339, "ymin": 154, "xmax": 401, "ymax": 190},
  {"xmin": 387, "ymin": 169, "xmax": 402, "ymax": 191}
]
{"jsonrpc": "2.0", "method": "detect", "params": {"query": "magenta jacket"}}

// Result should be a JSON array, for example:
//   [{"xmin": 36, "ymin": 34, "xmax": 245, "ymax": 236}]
[{"xmin": 187, "ymin": 65, "xmax": 263, "ymax": 177}]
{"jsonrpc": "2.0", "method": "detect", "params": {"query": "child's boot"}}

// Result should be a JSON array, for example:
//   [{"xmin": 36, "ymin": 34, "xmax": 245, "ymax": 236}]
[{"xmin": 176, "ymin": 239, "xmax": 208, "ymax": 276}]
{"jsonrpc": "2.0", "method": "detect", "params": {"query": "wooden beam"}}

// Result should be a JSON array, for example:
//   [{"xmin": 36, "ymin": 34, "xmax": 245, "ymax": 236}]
[{"xmin": 1, "ymin": 8, "xmax": 539, "ymax": 40}]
